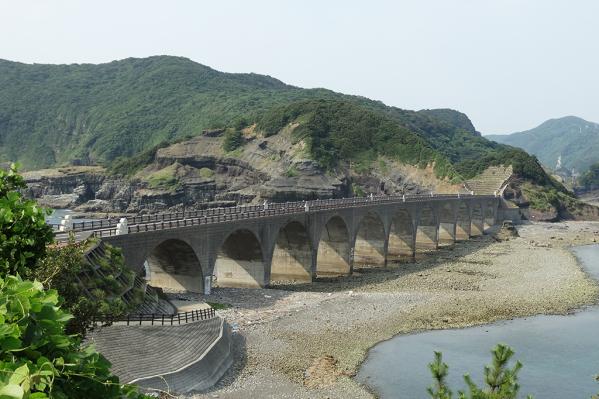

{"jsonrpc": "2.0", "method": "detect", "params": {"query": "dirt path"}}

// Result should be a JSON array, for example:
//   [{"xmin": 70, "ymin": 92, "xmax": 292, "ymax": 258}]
[{"xmin": 188, "ymin": 221, "xmax": 599, "ymax": 399}]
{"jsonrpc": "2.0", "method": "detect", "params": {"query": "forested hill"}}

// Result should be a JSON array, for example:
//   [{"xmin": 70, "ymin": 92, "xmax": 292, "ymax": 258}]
[
  {"xmin": 486, "ymin": 116, "xmax": 599, "ymax": 173},
  {"xmin": 0, "ymin": 56, "xmax": 548, "ymax": 186}
]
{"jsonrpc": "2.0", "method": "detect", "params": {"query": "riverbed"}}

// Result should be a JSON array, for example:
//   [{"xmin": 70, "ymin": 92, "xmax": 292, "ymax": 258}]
[
  {"xmin": 357, "ymin": 244, "xmax": 599, "ymax": 398},
  {"xmin": 192, "ymin": 222, "xmax": 599, "ymax": 399}
]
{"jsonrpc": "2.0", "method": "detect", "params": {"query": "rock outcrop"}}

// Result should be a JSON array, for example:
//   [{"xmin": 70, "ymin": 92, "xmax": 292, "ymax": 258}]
[{"xmin": 23, "ymin": 127, "xmax": 463, "ymax": 213}]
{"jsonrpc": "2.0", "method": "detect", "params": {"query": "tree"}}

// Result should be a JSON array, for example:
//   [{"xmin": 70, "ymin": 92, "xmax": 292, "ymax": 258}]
[
  {"xmin": 0, "ymin": 164, "xmax": 53, "ymax": 277},
  {"xmin": 427, "ymin": 344, "xmax": 533, "ymax": 399},
  {"xmin": 222, "ymin": 129, "xmax": 243, "ymax": 152},
  {"xmin": 0, "ymin": 274, "xmax": 148, "ymax": 398},
  {"xmin": 580, "ymin": 163, "xmax": 599, "ymax": 191}
]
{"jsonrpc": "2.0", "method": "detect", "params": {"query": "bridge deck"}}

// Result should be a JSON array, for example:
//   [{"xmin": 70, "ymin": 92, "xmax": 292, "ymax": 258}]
[{"xmin": 53, "ymin": 193, "xmax": 495, "ymax": 241}]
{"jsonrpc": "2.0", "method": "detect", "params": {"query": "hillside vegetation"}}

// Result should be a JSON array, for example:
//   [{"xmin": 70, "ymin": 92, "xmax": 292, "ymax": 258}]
[
  {"xmin": 487, "ymin": 116, "xmax": 599, "ymax": 173},
  {"xmin": 580, "ymin": 162, "xmax": 599, "ymax": 191},
  {"xmin": 1, "ymin": 56, "xmax": 548, "ymax": 180},
  {"xmin": 0, "ymin": 55, "xmax": 583, "ymax": 217}
]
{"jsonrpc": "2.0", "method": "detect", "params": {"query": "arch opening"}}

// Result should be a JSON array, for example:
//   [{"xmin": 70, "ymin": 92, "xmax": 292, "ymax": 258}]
[
  {"xmin": 416, "ymin": 206, "xmax": 438, "ymax": 252},
  {"xmin": 271, "ymin": 221, "xmax": 312, "ymax": 283},
  {"xmin": 354, "ymin": 213, "xmax": 386, "ymax": 269},
  {"xmin": 484, "ymin": 200, "xmax": 497, "ymax": 230},
  {"xmin": 388, "ymin": 209, "xmax": 414, "ymax": 262},
  {"xmin": 214, "ymin": 229, "xmax": 264, "ymax": 288},
  {"xmin": 145, "ymin": 239, "xmax": 203, "ymax": 293},
  {"xmin": 471, "ymin": 203, "xmax": 484, "ymax": 236},
  {"xmin": 438, "ymin": 203, "xmax": 456, "ymax": 246},
  {"xmin": 316, "ymin": 216, "xmax": 351, "ymax": 277},
  {"xmin": 456, "ymin": 202, "xmax": 471, "ymax": 240}
]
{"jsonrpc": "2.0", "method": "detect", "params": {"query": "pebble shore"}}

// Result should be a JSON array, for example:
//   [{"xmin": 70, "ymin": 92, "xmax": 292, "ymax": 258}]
[{"xmin": 190, "ymin": 221, "xmax": 599, "ymax": 399}]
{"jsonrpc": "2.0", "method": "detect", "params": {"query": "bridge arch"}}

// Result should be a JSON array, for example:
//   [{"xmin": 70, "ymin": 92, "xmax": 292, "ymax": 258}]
[
  {"xmin": 214, "ymin": 229, "xmax": 265, "ymax": 288},
  {"xmin": 416, "ymin": 205, "xmax": 438, "ymax": 252},
  {"xmin": 456, "ymin": 201, "xmax": 471, "ymax": 240},
  {"xmin": 271, "ymin": 221, "xmax": 313, "ymax": 283},
  {"xmin": 471, "ymin": 203, "xmax": 484, "ymax": 236},
  {"xmin": 316, "ymin": 215, "xmax": 351, "ymax": 277},
  {"xmin": 484, "ymin": 199, "xmax": 498, "ymax": 229},
  {"xmin": 144, "ymin": 238, "xmax": 204, "ymax": 293},
  {"xmin": 353, "ymin": 212, "xmax": 386, "ymax": 269},
  {"xmin": 438, "ymin": 203, "xmax": 456, "ymax": 246},
  {"xmin": 388, "ymin": 208, "xmax": 414, "ymax": 262}
]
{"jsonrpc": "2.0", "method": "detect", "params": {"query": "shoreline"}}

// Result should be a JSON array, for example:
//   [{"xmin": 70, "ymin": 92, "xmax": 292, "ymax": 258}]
[{"xmin": 191, "ymin": 221, "xmax": 599, "ymax": 399}]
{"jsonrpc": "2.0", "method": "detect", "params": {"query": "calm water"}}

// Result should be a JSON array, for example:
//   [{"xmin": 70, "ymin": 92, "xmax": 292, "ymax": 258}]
[
  {"xmin": 46, "ymin": 209, "xmax": 73, "ymax": 225},
  {"xmin": 45, "ymin": 209, "xmax": 97, "ymax": 226},
  {"xmin": 357, "ymin": 245, "xmax": 599, "ymax": 399}
]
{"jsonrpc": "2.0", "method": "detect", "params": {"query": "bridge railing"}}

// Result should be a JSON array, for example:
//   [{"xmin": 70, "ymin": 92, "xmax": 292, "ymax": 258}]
[
  {"xmin": 89, "ymin": 193, "xmax": 495, "ymax": 238},
  {"xmin": 73, "ymin": 193, "xmax": 470, "ymax": 231},
  {"xmin": 92, "ymin": 307, "xmax": 216, "ymax": 326}
]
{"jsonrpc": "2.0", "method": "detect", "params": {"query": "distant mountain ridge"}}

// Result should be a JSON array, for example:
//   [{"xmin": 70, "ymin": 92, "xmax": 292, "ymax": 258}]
[{"xmin": 487, "ymin": 116, "xmax": 599, "ymax": 173}]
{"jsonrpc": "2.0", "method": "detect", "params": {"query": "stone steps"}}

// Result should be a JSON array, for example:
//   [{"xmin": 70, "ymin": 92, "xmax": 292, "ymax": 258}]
[
  {"xmin": 88, "ymin": 317, "xmax": 232, "ymax": 394},
  {"xmin": 465, "ymin": 165, "xmax": 513, "ymax": 195}
]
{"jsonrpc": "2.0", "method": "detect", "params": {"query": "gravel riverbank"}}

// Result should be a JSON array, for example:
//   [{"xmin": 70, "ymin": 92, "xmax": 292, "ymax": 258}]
[{"xmin": 189, "ymin": 221, "xmax": 599, "ymax": 399}]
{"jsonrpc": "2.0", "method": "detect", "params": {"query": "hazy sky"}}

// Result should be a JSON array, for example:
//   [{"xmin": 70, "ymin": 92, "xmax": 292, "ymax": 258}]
[{"xmin": 2, "ymin": 0, "xmax": 598, "ymax": 134}]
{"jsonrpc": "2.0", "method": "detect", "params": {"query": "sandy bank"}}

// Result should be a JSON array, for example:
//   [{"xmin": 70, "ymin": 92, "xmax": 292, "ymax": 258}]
[{"xmin": 189, "ymin": 221, "xmax": 599, "ymax": 399}]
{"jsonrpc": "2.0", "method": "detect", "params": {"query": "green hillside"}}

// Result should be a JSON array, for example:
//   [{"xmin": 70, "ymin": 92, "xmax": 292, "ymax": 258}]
[
  {"xmin": 0, "ymin": 55, "xmax": 563, "ymax": 191},
  {"xmin": 486, "ymin": 116, "xmax": 599, "ymax": 173}
]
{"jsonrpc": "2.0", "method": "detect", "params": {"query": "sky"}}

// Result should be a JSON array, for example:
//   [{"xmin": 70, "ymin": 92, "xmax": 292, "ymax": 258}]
[{"xmin": 2, "ymin": 0, "xmax": 598, "ymax": 134}]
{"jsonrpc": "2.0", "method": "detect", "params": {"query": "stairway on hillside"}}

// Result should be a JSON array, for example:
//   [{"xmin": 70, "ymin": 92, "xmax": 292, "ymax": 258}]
[{"xmin": 464, "ymin": 165, "xmax": 513, "ymax": 195}]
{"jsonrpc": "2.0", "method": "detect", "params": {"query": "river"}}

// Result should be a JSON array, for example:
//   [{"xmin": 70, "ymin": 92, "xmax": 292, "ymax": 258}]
[{"xmin": 356, "ymin": 244, "xmax": 599, "ymax": 398}]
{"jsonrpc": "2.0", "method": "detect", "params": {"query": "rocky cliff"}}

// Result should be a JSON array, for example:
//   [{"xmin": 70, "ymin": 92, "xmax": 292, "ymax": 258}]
[{"xmin": 23, "ymin": 126, "xmax": 461, "ymax": 213}]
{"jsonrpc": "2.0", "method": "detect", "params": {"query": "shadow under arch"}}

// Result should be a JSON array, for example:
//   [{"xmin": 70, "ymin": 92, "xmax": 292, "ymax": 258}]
[
  {"xmin": 416, "ymin": 205, "xmax": 438, "ymax": 252},
  {"xmin": 214, "ymin": 229, "xmax": 265, "ymax": 288},
  {"xmin": 144, "ymin": 239, "xmax": 204, "ymax": 293},
  {"xmin": 388, "ymin": 208, "xmax": 414, "ymax": 262},
  {"xmin": 471, "ymin": 203, "xmax": 484, "ymax": 236},
  {"xmin": 438, "ymin": 202, "xmax": 456, "ymax": 246},
  {"xmin": 271, "ymin": 221, "xmax": 312, "ymax": 283},
  {"xmin": 354, "ymin": 212, "xmax": 386, "ymax": 269},
  {"xmin": 456, "ymin": 201, "xmax": 471, "ymax": 240},
  {"xmin": 316, "ymin": 215, "xmax": 351, "ymax": 277}
]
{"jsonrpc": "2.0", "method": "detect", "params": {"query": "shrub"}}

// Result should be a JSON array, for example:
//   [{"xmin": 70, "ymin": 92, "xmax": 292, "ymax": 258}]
[
  {"xmin": 31, "ymin": 239, "xmax": 144, "ymax": 336},
  {"xmin": 0, "ymin": 274, "xmax": 147, "ymax": 398},
  {"xmin": 222, "ymin": 129, "xmax": 243, "ymax": 152},
  {"xmin": 427, "ymin": 344, "xmax": 532, "ymax": 399},
  {"xmin": 0, "ymin": 164, "xmax": 54, "ymax": 276}
]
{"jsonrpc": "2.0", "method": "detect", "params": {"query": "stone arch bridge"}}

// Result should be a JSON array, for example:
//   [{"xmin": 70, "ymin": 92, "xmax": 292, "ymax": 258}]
[{"xmin": 90, "ymin": 194, "xmax": 500, "ymax": 294}]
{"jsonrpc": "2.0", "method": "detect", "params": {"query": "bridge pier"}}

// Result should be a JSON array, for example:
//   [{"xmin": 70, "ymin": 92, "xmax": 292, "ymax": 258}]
[
  {"xmin": 455, "ymin": 219, "xmax": 471, "ymax": 240},
  {"xmin": 438, "ymin": 222, "xmax": 456, "ymax": 245},
  {"xmin": 353, "ymin": 213, "xmax": 386, "ymax": 269},
  {"xmin": 316, "ymin": 216, "xmax": 351, "ymax": 278},
  {"xmin": 387, "ymin": 210, "xmax": 415, "ymax": 263}
]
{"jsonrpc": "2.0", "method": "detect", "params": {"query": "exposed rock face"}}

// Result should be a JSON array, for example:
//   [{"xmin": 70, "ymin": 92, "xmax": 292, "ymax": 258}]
[{"xmin": 22, "ymin": 127, "xmax": 461, "ymax": 213}]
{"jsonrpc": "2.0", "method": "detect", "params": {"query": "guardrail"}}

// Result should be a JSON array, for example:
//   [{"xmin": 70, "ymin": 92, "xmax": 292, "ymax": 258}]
[
  {"xmin": 66, "ymin": 193, "xmax": 478, "ymax": 232},
  {"xmin": 92, "ymin": 307, "xmax": 216, "ymax": 326},
  {"xmin": 85, "ymin": 193, "xmax": 496, "ymax": 238}
]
